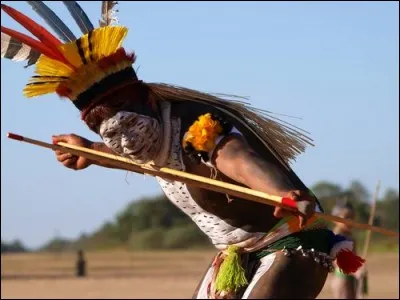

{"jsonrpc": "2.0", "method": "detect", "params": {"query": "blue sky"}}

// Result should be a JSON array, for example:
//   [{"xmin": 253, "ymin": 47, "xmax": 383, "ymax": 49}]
[{"xmin": 1, "ymin": 1, "xmax": 399, "ymax": 249}]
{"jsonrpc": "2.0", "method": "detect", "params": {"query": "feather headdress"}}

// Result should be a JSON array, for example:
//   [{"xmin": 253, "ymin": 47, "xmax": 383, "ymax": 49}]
[
  {"xmin": 1, "ymin": 1, "xmax": 127, "ymax": 110},
  {"xmin": 1, "ymin": 1, "xmax": 313, "ymax": 169}
]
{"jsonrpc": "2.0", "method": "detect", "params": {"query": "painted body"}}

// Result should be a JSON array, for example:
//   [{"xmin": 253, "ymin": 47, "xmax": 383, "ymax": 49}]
[{"xmin": 53, "ymin": 94, "xmax": 328, "ymax": 298}]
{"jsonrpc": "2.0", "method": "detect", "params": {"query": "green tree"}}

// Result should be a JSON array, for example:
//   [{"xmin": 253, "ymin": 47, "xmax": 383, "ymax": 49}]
[
  {"xmin": 377, "ymin": 188, "xmax": 399, "ymax": 230},
  {"xmin": 311, "ymin": 181, "xmax": 344, "ymax": 213},
  {"xmin": 1, "ymin": 240, "xmax": 28, "ymax": 253},
  {"xmin": 348, "ymin": 180, "xmax": 370, "ymax": 202},
  {"xmin": 36, "ymin": 179, "xmax": 399, "ymax": 252},
  {"xmin": 311, "ymin": 181, "xmax": 343, "ymax": 199}
]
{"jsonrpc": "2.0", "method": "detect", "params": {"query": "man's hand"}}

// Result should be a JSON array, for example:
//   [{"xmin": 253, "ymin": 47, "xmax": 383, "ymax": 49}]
[
  {"xmin": 52, "ymin": 134, "xmax": 93, "ymax": 170},
  {"xmin": 274, "ymin": 190, "xmax": 316, "ymax": 228}
]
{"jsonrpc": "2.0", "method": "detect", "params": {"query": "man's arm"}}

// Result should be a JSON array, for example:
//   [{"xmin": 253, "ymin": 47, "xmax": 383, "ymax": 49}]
[
  {"xmin": 212, "ymin": 134, "xmax": 316, "ymax": 226},
  {"xmin": 52, "ymin": 134, "xmax": 124, "ymax": 171}
]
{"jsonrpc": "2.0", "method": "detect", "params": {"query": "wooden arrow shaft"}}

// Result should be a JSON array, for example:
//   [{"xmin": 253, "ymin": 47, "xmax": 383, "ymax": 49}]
[{"xmin": 7, "ymin": 133, "xmax": 399, "ymax": 238}]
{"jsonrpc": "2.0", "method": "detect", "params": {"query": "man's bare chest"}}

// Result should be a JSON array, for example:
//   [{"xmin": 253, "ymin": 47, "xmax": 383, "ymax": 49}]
[{"xmin": 156, "ymin": 117, "xmax": 276, "ymax": 246}]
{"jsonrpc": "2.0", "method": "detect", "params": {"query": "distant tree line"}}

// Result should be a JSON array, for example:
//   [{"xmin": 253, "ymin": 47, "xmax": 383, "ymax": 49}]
[
  {"xmin": 6, "ymin": 179, "xmax": 398, "ymax": 253},
  {"xmin": 1, "ymin": 240, "xmax": 28, "ymax": 253},
  {"xmin": 311, "ymin": 180, "xmax": 398, "ymax": 230}
]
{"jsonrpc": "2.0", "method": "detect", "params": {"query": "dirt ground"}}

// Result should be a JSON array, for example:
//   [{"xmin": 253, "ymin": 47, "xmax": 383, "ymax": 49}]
[{"xmin": 1, "ymin": 251, "xmax": 398, "ymax": 299}]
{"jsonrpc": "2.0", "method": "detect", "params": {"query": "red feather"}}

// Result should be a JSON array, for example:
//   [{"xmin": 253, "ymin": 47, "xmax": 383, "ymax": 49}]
[
  {"xmin": 1, "ymin": 4, "xmax": 61, "ymax": 47},
  {"xmin": 1, "ymin": 26, "xmax": 59, "ymax": 61},
  {"xmin": 336, "ymin": 249, "xmax": 366, "ymax": 274},
  {"xmin": 1, "ymin": 4, "xmax": 72, "ymax": 66}
]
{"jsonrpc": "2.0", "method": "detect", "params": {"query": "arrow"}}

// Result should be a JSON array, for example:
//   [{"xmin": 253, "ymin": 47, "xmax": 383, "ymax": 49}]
[{"xmin": 7, "ymin": 132, "xmax": 399, "ymax": 238}]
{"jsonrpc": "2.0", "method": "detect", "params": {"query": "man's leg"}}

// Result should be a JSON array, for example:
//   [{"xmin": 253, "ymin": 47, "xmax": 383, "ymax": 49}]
[
  {"xmin": 242, "ymin": 252, "xmax": 328, "ymax": 299},
  {"xmin": 193, "ymin": 251, "xmax": 328, "ymax": 299},
  {"xmin": 192, "ymin": 259, "xmax": 214, "ymax": 299}
]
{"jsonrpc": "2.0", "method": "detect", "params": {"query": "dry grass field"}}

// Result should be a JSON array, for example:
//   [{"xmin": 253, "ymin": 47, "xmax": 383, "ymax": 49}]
[{"xmin": 1, "ymin": 250, "xmax": 399, "ymax": 299}]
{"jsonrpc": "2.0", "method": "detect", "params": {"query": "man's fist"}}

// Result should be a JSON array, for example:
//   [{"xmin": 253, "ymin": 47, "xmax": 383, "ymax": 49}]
[
  {"xmin": 52, "ymin": 134, "xmax": 93, "ymax": 170},
  {"xmin": 274, "ymin": 190, "xmax": 317, "ymax": 228}
]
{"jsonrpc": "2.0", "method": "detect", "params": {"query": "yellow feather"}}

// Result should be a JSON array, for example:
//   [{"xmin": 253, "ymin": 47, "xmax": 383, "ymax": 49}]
[
  {"xmin": 68, "ymin": 63, "xmax": 103, "ymax": 100},
  {"xmin": 24, "ymin": 26, "xmax": 129, "ymax": 100},
  {"xmin": 34, "ymin": 55, "xmax": 74, "ymax": 77},
  {"xmin": 79, "ymin": 34, "xmax": 91, "ymax": 63},
  {"xmin": 69, "ymin": 60, "xmax": 132, "ymax": 100},
  {"xmin": 58, "ymin": 26, "xmax": 128, "ymax": 67},
  {"xmin": 23, "ymin": 82, "xmax": 59, "ymax": 98},
  {"xmin": 92, "ymin": 26, "xmax": 128, "ymax": 59},
  {"xmin": 59, "ymin": 42, "xmax": 82, "ymax": 68},
  {"xmin": 23, "ymin": 55, "xmax": 74, "ymax": 98}
]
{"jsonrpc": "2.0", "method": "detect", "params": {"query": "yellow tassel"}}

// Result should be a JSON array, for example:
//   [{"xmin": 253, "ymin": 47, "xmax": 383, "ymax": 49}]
[{"xmin": 215, "ymin": 246, "xmax": 248, "ymax": 293}]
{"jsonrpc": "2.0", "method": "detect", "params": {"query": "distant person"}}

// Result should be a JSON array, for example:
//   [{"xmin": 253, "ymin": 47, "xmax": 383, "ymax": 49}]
[
  {"xmin": 330, "ymin": 204, "xmax": 366, "ymax": 298},
  {"xmin": 76, "ymin": 250, "xmax": 87, "ymax": 277}
]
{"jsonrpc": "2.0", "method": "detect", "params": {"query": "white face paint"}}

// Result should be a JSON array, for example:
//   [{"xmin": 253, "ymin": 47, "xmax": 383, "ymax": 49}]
[{"xmin": 99, "ymin": 111, "xmax": 162, "ymax": 164}]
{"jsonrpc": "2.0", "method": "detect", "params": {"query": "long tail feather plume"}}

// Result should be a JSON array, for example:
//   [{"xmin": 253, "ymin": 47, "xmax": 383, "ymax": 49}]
[
  {"xmin": 1, "ymin": 32, "xmax": 40, "ymax": 67},
  {"xmin": 99, "ymin": 1, "xmax": 118, "ymax": 27},
  {"xmin": 26, "ymin": 1, "xmax": 76, "ymax": 43},
  {"xmin": 63, "ymin": 1, "xmax": 94, "ymax": 34}
]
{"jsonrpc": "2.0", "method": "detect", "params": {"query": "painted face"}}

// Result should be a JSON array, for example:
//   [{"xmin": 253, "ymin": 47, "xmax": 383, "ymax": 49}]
[{"xmin": 99, "ymin": 111, "xmax": 162, "ymax": 164}]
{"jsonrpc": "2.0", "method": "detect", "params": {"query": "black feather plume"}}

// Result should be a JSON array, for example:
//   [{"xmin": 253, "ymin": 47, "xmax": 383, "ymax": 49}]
[
  {"xmin": 63, "ymin": 1, "xmax": 94, "ymax": 34},
  {"xmin": 26, "ymin": 1, "xmax": 76, "ymax": 42}
]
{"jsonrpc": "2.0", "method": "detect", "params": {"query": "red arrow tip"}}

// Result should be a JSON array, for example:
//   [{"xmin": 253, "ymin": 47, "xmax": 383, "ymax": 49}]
[{"xmin": 7, "ymin": 133, "xmax": 24, "ymax": 141}]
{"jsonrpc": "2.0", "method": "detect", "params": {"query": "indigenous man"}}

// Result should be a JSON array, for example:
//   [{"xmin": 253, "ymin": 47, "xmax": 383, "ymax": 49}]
[
  {"xmin": 330, "ymin": 204, "xmax": 367, "ymax": 299},
  {"xmin": 1, "ymin": 2, "xmax": 364, "ymax": 298}
]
